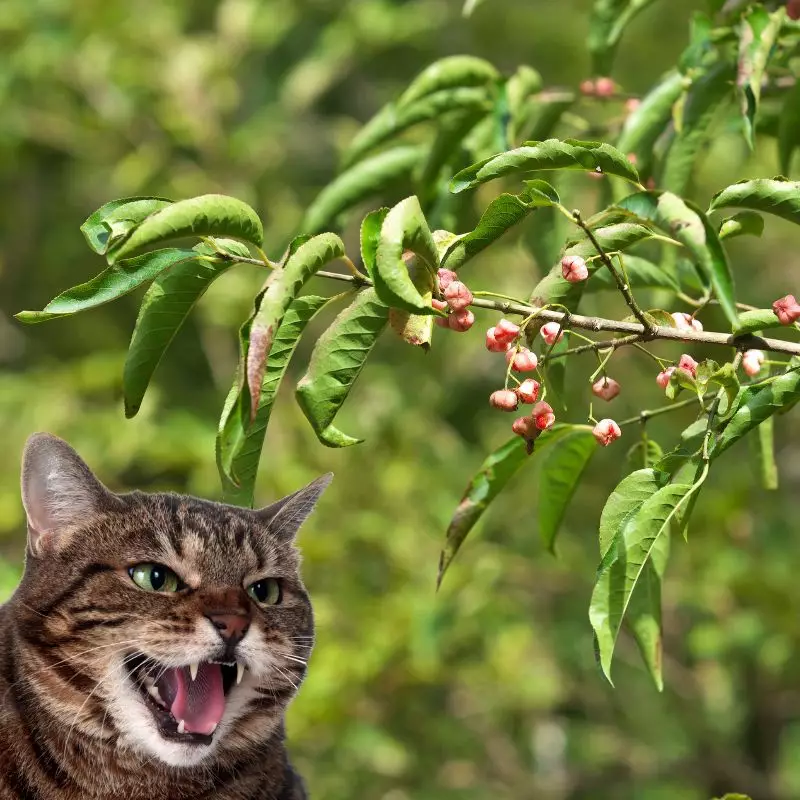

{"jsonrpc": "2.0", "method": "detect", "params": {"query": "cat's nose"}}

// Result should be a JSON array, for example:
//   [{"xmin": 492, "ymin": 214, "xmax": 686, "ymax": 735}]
[{"xmin": 206, "ymin": 612, "xmax": 250, "ymax": 645}]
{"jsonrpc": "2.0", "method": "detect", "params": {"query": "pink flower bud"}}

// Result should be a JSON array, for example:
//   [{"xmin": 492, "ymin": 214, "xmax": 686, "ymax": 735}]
[
  {"xmin": 444, "ymin": 280, "xmax": 473, "ymax": 311},
  {"xmin": 592, "ymin": 377, "xmax": 620, "ymax": 402},
  {"xmin": 494, "ymin": 318, "xmax": 521, "ymax": 345},
  {"xmin": 486, "ymin": 327, "xmax": 509, "ymax": 352},
  {"xmin": 742, "ymin": 349, "xmax": 765, "ymax": 377},
  {"xmin": 593, "ymin": 418, "xmax": 622, "ymax": 447},
  {"xmin": 579, "ymin": 79, "xmax": 595, "ymax": 96},
  {"xmin": 626, "ymin": 152, "xmax": 638, "ymax": 166},
  {"xmin": 624, "ymin": 98, "xmax": 641, "ymax": 114},
  {"xmin": 773, "ymin": 294, "xmax": 800, "ymax": 326},
  {"xmin": 540, "ymin": 322, "xmax": 564, "ymax": 346},
  {"xmin": 594, "ymin": 77, "xmax": 615, "ymax": 98},
  {"xmin": 516, "ymin": 379, "xmax": 540, "ymax": 404},
  {"xmin": 437, "ymin": 268, "xmax": 458, "ymax": 291},
  {"xmin": 448, "ymin": 308, "xmax": 475, "ymax": 332},
  {"xmin": 531, "ymin": 401, "xmax": 556, "ymax": 431},
  {"xmin": 489, "ymin": 389, "xmax": 519, "ymax": 412},
  {"xmin": 432, "ymin": 298, "xmax": 448, "ymax": 312},
  {"xmin": 512, "ymin": 415, "xmax": 537, "ymax": 439},
  {"xmin": 561, "ymin": 254, "xmax": 589, "ymax": 283},
  {"xmin": 506, "ymin": 347, "xmax": 538, "ymax": 372},
  {"xmin": 656, "ymin": 366, "xmax": 675, "ymax": 389},
  {"xmin": 671, "ymin": 312, "xmax": 703, "ymax": 332},
  {"xmin": 678, "ymin": 354, "xmax": 698, "ymax": 378}
]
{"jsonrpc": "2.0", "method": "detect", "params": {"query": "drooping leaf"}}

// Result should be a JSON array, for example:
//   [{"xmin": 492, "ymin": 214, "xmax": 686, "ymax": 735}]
[
  {"xmin": 751, "ymin": 415, "xmax": 778, "ymax": 491},
  {"xmin": 450, "ymin": 139, "xmax": 641, "ymax": 194},
  {"xmin": 107, "ymin": 194, "xmax": 263, "ymax": 263},
  {"xmin": 343, "ymin": 88, "xmax": 491, "ymax": 167},
  {"xmin": 538, "ymin": 427, "xmax": 597, "ymax": 553},
  {"xmin": 713, "ymin": 368, "xmax": 800, "ymax": 457},
  {"xmin": 590, "ymin": 480, "xmax": 693, "ymax": 684},
  {"xmin": 438, "ymin": 425, "xmax": 577, "ymax": 587},
  {"xmin": 360, "ymin": 208, "xmax": 390, "ymax": 281},
  {"xmin": 374, "ymin": 196, "xmax": 439, "ymax": 314},
  {"xmin": 295, "ymin": 288, "xmax": 390, "ymax": 447},
  {"xmin": 778, "ymin": 79, "xmax": 800, "ymax": 175},
  {"xmin": 618, "ymin": 191, "xmax": 738, "ymax": 326},
  {"xmin": 737, "ymin": 5, "xmax": 784, "ymax": 149},
  {"xmin": 246, "ymin": 234, "xmax": 346, "ymax": 418},
  {"xmin": 217, "ymin": 294, "xmax": 336, "ymax": 506},
  {"xmin": 388, "ymin": 252, "xmax": 437, "ymax": 348},
  {"xmin": 302, "ymin": 146, "xmax": 423, "ymax": 234},
  {"xmin": 708, "ymin": 178, "xmax": 800, "ymax": 227},
  {"xmin": 441, "ymin": 187, "xmax": 555, "ymax": 272},
  {"xmin": 586, "ymin": 254, "xmax": 680, "ymax": 292},
  {"xmin": 123, "ymin": 251, "xmax": 232, "ymax": 418},
  {"xmin": 732, "ymin": 308, "xmax": 782, "ymax": 335},
  {"xmin": 718, "ymin": 211, "xmax": 764, "ymax": 241},
  {"xmin": 80, "ymin": 196, "xmax": 172, "ymax": 255},
  {"xmin": 15, "ymin": 248, "xmax": 197, "ymax": 323},
  {"xmin": 588, "ymin": 0, "xmax": 660, "ymax": 75},
  {"xmin": 398, "ymin": 55, "xmax": 499, "ymax": 108}
]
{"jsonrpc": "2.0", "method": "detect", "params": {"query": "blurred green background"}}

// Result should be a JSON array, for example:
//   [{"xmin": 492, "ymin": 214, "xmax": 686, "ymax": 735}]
[{"xmin": 3, "ymin": 1, "xmax": 800, "ymax": 798}]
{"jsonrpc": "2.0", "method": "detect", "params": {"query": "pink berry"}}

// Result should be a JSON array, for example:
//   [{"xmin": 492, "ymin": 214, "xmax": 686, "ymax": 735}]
[
  {"xmin": 512, "ymin": 415, "xmax": 537, "ymax": 439},
  {"xmin": 506, "ymin": 347, "xmax": 538, "ymax": 372},
  {"xmin": 678, "ymin": 354, "xmax": 698, "ymax": 378},
  {"xmin": 595, "ymin": 77, "xmax": 615, "ymax": 98},
  {"xmin": 561, "ymin": 254, "xmax": 589, "ymax": 283},
  {"xmin": 494, "ymin": 318, "xmax": 521, "ymax": 344},
  {"xmin": 671, "ymin": 312, "xmax": 703, "ymax": 332},
  {"xmin": 437, "ymin": 268, "xmax": 457, "ymax": 291},
  {"xmin": 540, "ymin": 322, "xmax": 564, "ymax": 346},
  {"xmin": 432, "ymin": 298, "xmax": 448, "ymax": 312},
  {"xmin": 592, "ymin": 377, "xmax": 620, "ymax": 402},
  {"xmin": 789, "ymin": 0, "xmax": 800, "ymax": 21},
  {"xmin": 531, "ymin": 401, "xmax": 556, "ymax": 431},
  {"xmin": 489, "ymin": 389, "xmax": 519, "ymax": 412},
  {"xmin": 742, "ymin": 349, "xmax": 765, "ymax": 377},
  {"xmin": 486, "ymin": 327, "xmax": 509, "ymax": 352},
  {"xmin": 579, "ymin": 79, "xmax": 595, "ymax": 96},
  {"xmin": 773, "ymin": 294, "xmax": 800, "ymax": 326},
  {"xmin": 448, "ymin": 308, "xmax": 474, "ymax": 332},
  {"xmin": 593, "ymin": 418, "xmax": 622, "ymax": 447},
  {"xmin": 624, "ymin": 98, "xmax": 641, "ymax": 114},
  {"xmin": 656, "ymin": 366, "xmax": 675, "ymax": 390},
  {"xmin": 444, "ymin": 280, "xmax": 473, "ymax": 311},
  {"xmin": 646, "ymin": 177, "xmax": 656, "ymax": 190},
  {"xmin": 516, "ymin": 379, "xmax": 540, "ymax": 404}
]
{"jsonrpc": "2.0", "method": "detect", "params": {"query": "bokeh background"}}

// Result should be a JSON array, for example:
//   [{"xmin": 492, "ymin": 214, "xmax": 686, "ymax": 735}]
[{"xmin": 3, "ymin": 1, "xmax": 800, "ymax": 798}]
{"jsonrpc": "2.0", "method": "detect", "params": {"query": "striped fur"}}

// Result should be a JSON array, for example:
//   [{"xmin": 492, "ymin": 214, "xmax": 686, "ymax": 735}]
[{"xmin": 0, "ymin": 435, "xmax": 328, "ymax": 799}]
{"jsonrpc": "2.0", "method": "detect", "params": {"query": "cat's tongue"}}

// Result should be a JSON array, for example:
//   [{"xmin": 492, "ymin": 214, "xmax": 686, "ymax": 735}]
[{"xmin": 155, "ymin": 663, "xmax": 225, "ymax": 735}]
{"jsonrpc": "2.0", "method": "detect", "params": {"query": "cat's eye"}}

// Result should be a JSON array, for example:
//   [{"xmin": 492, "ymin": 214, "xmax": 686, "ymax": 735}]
[
  {"xmin": 247, "ymin": 578, "xmax": 282, "ymax": 607},
  {"xmin": 128, "ymin": 563, "xmax": 184, "ymax": 594}
]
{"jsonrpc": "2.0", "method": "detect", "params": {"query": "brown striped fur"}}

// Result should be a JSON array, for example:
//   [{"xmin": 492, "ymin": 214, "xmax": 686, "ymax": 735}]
[{"xmin": 0, "ymin": 433, "xmax": 331, "ymax": 799}]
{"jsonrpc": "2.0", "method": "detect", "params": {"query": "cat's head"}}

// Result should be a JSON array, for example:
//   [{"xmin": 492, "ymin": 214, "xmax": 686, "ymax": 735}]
[{"xmin": 15, "ymin": 432, "xmax": 330, "ymax": 768}]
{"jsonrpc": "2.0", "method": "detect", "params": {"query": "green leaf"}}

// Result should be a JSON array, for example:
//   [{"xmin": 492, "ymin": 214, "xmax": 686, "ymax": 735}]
[
  {"xmin": 625, "ymin": 438, "xmax": 664, "ymax": 473},
  {"xmin": 778, "ymin": 78, "xmax": 800, "ymax": 175},
  {"xmin": 737, "ymin": 6, "xmax": 784, "ymax": 149},
  {"xmin": 441, "ymin": 189, "xmax": 551, "ymax": 272},
  {"xmin": 618, "ymin": 191, "xmax": 738, "ymax": 326},
  {"xmin": 80, "ymin": 196, "xmax": 172, "ymax": 255},
  {"xmin": 343, "ymin": 88, "xmax": 491, "ymax": 167},
  {"xmin": 360, "ymin": 208, "xmax": 390, "ymax": 281},
  {"xmin": 246, "ymin": 233, "xmax": 346, "ymax": 417},
  {"xmin": 123, "ymin": 252, "xmax": 232, "ymax": 418},
  {"xmin": 450, "ymin": 138, "xmax": 641, "ymax": 193},
  {"xmin": 587, "ymin": 254, "xmax": 680, "ymax": 292},
  {"xmin": 388, "ymin": 251, "xmax": 438, "ymax": 349},
  {"xmin": 438, "ymin": 425, "xmax": 578, "ymax": 587},
  {"xmin": 523, "ymin": 91, "xmax": 575, "ymax": 143},
  {"xmin": 708, "ymin": 178, "xmax": 800, "ymax": 227},
  {"xmin": 302, "ymin": 146, "xmax": 423, "ymax": 234},
  {"xmin": 718, "ymin": 211, "xmax": 764, "ymax": 241},
  {"xmin": 15, "ymin": 248, "xmax": 197, "ymax": 323},
  {"xmin": 713, "ymin": 368, "xmax": 800, "ymax": 457},
  {"xmin": 398, "ymin": 55, "xmax": 499, "ymax": 107},
  {"xmin": 732, "ymin": 308, "xmax": 782, "ymax": 335},
  {"xmin": 295, "ymin": 288, "xmax": 390, "ymax": 447},
  {"xmin": 539, "ymin": 428, "xmax": 597, "ymax": 553},
  {"xmin": 588, "ymin": 0, "xmax": 660, "ymax": 75},
  {"xmin": 218, "ymin": 295, "xmax": 335, "ymax": 506},
  {"xmin": 590, "ymin": 480, "xmax": 692, "ymax": 685},
  {"xmin": 107, "ymin": 194, "xmax": 263, "ymax": 264},
  {"xmin": 751, "ymin": 415, "xmax": 778, "ymax": 491},
  {"xmin": 374, "ymin": 196, "xmax": 439, "ymax": 314}
]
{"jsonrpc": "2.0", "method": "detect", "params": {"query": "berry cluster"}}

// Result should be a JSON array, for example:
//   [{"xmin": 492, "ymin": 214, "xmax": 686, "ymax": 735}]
[
  {"xmin": 434, "ymin": 269, "xmax": 475, "ymax": 332},
  {"xmin": 579, "ymin": 77, "xmax": 616, "ymax": 98}
]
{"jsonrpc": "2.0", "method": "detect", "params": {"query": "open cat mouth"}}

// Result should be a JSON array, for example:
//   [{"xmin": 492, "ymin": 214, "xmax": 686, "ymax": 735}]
[{"xmin": 126, "ymin": 654, "xmax": 245, "ymax": 745}]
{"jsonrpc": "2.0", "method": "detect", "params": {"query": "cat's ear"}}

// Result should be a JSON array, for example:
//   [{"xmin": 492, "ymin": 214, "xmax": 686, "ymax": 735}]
[
  {"xmin": 254, "ymin": 473, "xmax": 333, "ymax": 543},
  {"xmin": 21, "ymin": 433, "xmax": 115, "ymax": 555}
]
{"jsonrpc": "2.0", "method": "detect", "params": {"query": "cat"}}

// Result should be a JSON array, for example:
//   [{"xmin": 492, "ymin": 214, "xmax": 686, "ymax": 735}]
[{"xmin": 0, "ymin": 432, "xmax": 331, "ymax": 799}]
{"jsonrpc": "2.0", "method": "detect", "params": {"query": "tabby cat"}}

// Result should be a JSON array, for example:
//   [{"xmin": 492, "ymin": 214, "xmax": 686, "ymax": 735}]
[{"xmin": 0, "ymin": 433, "xmax": 331, "ymax": 799}]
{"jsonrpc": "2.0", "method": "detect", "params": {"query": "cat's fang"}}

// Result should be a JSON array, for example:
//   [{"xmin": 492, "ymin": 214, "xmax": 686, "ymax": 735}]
[
  {"xmin": 236, "ymin": 661, "xmax": 245, "ymax": 685},
  {"xmin": 177, "ymin": 719, "xmax": 186, "ymax": 734},
  {"xmin": 189, "ymin": 661, "xmax": 199, "ymax": 682}
]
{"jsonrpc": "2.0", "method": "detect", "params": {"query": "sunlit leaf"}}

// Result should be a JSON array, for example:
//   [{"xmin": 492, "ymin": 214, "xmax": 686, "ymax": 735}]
[
  {"xmin": 80, "ymin": 196, "xmax": 172, "ymax": 255},
  {"xmin": 108, "ymin": 194, "xmax": 263, "ymax": 263},
  {"xmin": 708, "ymin": 178, "xmax": 800, "ymax": 227},
  {"xmin": 295, "ymin": 288, "xmax": 390, "ymax": 447},
  {"xmin": 718, "ymin": 211, "xmax": 764, "ymax": 241},
  {"xmin": 398, "ymin": 55, "xmax": 499, "ymax": 107}
]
